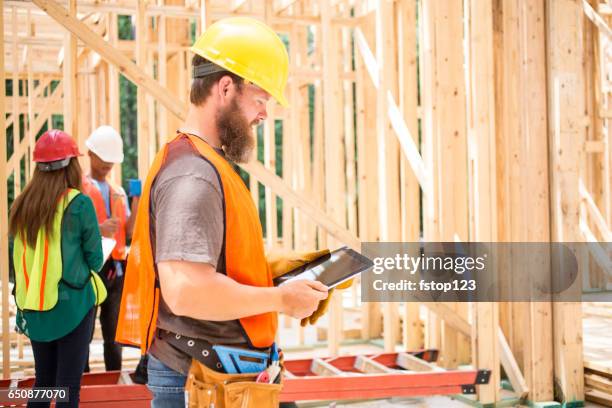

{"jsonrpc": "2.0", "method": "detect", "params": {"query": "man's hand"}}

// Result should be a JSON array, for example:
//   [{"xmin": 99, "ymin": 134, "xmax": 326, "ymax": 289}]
[
  {"xmin": 278, "ymin": 280, "xmax": 329, "ymax": 320},
  {"xmin": 100, "ymin": 218, "xmax": 120, "ymax": 238}
]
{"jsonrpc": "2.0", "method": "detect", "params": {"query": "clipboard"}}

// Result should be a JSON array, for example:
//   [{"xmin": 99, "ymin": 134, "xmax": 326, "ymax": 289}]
[
  {"xmin": 102, "ymin": 237, "xmax": 116, "ymax": 262},
  {"xmin": 273, "ymin": 247, "xmax": 374, "ymax": 289}
]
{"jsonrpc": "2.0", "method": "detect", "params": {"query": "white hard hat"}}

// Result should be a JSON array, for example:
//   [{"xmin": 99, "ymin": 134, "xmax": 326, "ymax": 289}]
[{"xmin": 86, "ymin": 125, "xmax": 124, "ymax": 163}]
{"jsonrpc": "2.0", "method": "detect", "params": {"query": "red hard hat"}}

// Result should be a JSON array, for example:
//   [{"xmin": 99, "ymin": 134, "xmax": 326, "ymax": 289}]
[{"xmin": 33, "ymin": 129, "xmax": 82, "ymax": 163}]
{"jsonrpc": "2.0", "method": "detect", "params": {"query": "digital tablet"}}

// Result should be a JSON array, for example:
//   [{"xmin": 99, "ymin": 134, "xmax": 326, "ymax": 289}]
[{"xmin": 273, "ymin": 247, "xmax": 374, "ymax": 288}]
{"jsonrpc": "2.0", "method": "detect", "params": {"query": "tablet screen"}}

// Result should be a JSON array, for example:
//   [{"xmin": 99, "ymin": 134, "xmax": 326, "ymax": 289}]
[{"xmin": 273, "ymin": 247, "xmax": 373, "ymax": 288}]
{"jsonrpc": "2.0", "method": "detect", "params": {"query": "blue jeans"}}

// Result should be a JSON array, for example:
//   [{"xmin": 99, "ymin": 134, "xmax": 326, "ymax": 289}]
[{"xmin": 146, "ymin": 354, "xmax": 186, "ymax": 408}]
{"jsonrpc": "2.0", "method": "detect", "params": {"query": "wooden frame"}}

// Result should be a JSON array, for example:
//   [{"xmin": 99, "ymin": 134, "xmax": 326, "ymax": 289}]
[{"xmin": 2, "ymin": 1, "xmax": 610, "ymax": 406}]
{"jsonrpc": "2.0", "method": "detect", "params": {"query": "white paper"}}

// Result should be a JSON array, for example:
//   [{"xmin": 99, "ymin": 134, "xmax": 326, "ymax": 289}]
[{"xmin": 102, "ymin": 237, "xmax": 116, "ymax": 262}]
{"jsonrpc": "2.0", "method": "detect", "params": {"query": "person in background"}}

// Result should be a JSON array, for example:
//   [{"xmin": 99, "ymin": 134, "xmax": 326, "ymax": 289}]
[
  {"xmin": 82, "ymin": 125, "xmax": 139, "ymax": 372},
  {"xmin": 9, "ymin": 129, "xmax": 107, "ymax": 408}
]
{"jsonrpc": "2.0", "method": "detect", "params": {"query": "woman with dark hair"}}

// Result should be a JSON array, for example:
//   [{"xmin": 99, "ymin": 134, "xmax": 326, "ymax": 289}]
[{"xmin": 9, "ymin": 129, "xmax": 107, "ymax": 408}]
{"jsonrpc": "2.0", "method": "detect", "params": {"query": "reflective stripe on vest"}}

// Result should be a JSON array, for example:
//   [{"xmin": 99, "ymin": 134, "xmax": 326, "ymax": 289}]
[
  {"xmin": 116, "ymin": 133, "xmax": 277, "ymax": 353},
  {"xmin": 13, "ymin": 189, "xmax": 108, "ymax": 312},
  {"xmin": 82, "ymin": 176, "xmax": 128, "ymax": 260}
]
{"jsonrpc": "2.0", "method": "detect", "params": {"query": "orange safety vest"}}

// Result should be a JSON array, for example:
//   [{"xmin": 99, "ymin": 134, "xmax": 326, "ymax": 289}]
[
  {"xmin": 115, "ymin": 133, "xmax": 277, "ymax": 353},
  {"xmin": 82, "ymin": 176, "xmax": 128, "ymax": 261}
]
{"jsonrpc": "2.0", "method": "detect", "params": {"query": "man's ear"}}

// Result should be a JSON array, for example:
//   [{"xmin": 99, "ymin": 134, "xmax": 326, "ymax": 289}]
[{"xmin": 217, "ymin": 75, "xmax": 234, "ymax": 102}]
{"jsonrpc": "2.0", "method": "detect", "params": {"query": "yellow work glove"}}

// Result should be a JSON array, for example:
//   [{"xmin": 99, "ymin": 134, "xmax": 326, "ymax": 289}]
[
  {"xmin": 300, "ymin": 278, "xmax": 354, "ymax": 327},
  {"xmin": 267, "ymin": 249, "xmax": 330, "ymax": 280},
  {"xmin": 265, "ymin": 249, "xmax": 355, "ymax": 326}
]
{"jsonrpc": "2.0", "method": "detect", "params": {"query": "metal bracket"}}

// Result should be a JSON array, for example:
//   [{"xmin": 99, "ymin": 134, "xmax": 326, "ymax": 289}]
[
  {"xmin": 462, "ymin": 384, "xmax": 477, "ymax": 394},
  {"xmin": 475, "ymin": 369, "xmax": 492, "ymax": 384}
]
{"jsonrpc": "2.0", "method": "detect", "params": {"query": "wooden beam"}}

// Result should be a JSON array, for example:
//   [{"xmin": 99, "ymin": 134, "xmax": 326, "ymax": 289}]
[
  {"xmin": 136, "ymin": 0, "xmax": 149, "ymax": 178},
  {"xmin": 547, "ymin": 0, "xmax": 586, "ymax": 402},
  {"xmin": 200, "ymin": 0, "xmax": 211, "ymax": 29},
  {"xmin": 395, "ymin": 352, "xmax": 443, "ymax": 372},
  {"xmin": 6, "ymin": 83, "xmax": 63, "ymax": 174},
  {"xmin": 11, "ymin": 6, "xmax": 20, "ymax": 193},
  {"xmin": 33, "ymin": 0, "xmax": 187, "ymax": 120},
  {"xmin": 62, "ymin": 0, "xmax": 77, "ymax": 137},
  {"xmin": 273, "ymin": 0, "xmax": 299, "ymax": 14},
  {"xmin": 465, "ymin": 0, "xmax": 500, "ymax": 402},
  {"xmin": 376, "ymin": 0, "xmax": 400, "ymax": 353},
  {"xmin": 0, "ymin": 0, "xmax": 10, "ymax": 380},
  {"xmin": 582, "ymin": 0, "xmax": 612, "ymax": 39},
  {"xmin": 354, "ymin": 355, "xmax": 396, "ymax": 374},
  {"xmin": 26, "ymin": 46, "xmax": 34, "ymax": 171},
  {"xmin": 320, "ymin": 0, "xmax": 345, "ymax": 356},
  {"xmin": 242, "ymin": 160, "xmax": 361, "ymax": 250},
  {"xmin": 310, "ymin": 358, "xmax": 346, "ymax": 376},
  {"xmin": 498, "ymin": 328, "xmax": 529, "ymax": 399},
  {"xmin": 34, "ymin": 0, "xmax": 364, "ymax": 255},
  {"xmin": 579, "ymin": 179, "xmax": 612, "ymax": 241},
  {"xmin": 263, "ymin": 104, "xmax": 277, "ymax": 247},
  {"xmin": 230, "ymin": 0, "xmax": 248, "ymax": 12}
]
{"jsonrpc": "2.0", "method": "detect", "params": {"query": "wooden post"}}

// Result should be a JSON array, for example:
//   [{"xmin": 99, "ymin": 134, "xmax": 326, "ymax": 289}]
[
  {"xmin": 136, "ymin": 0, "xmax": 150, "ymax": 178},
  {"xmin": 12, "ymin": 6, "xmax": 21, "ymax": 193},
  {"xmin": 264, "ymin": 104, "xmax": 277, "ymax": 247},
  {"xmin": 108, "ymin": 12, "xmax": 122, "ymax": 184},
  {"xmin": 396, "ymin": 0, "xmax": 422, "ymax": 351},
  {"xmin": 157, "ymin": 16, "xmax": 168, "ymax": 148},
  {"xmin": 355, "ymin": 11, "xmax": 382, "ymax": 340},
  {"xmin": 27, "ymin": 47, "xmax": 34, "ymax": 174},
  {"xmin": 546, "ymin": 0, "xmax": 585, "ymax": 403},
  {"xmin": 376, "ymin": 0, "xmax": 400, "ymax": 352},
  {"xmin": 200, "ymin": 0, "xmax": 212, "ymax": 30},
  {"xmin": 465, "ymin": 0, "xmax": 500, "ymax": 402},
  {"xmin": 63, "ymin": 0, "xmax": 78, "ymax": 138},
  {"xmin": 321, "ymin": 0, "xmax": 345, "ymax": 355},
  {"xmin": 419, "ymin": 0, "xmax": 468, "ymax": 368},
  {"xmin": 0, "ymin": 0, "xmax": 11, "ymax": 380},
  {"xmin": 495, "ymin": 0, "xmax": 554, "ymax": 402}
]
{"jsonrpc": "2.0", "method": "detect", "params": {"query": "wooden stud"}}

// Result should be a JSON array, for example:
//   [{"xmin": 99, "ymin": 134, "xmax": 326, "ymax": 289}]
[
  {"xmin": 136, "ymin": 0, "xmax": 149, "ymax": 179},
  {"xmin": 396, "ymin": 0, "xmax": 422, "ymax": 352},
  {"xmin": 26, "ymin": 47, "xmax": 34, "ymax": 173},
  {"xmin": 32, "ymin": 0, "xmax": 187, "ymax": 120},
  {"xmin": 355, "ymin": 12, "xmax": 382, "ymax": 341},
  {"xmin": 320, "ymin": 0, "xmax": 345, "ymax": 356},
  {"xmin": 264, "ymin": 103, "xmax": 277, "ymax": 247},
  {"xmin": 547, "ymin": 0, "xmax": 586, "ymax": 402},
  {"xmin": 157, "ymin": 15, "xmax": 168, "ymax": 148},
  {"xmin": 0, "ymin": 0, "xmax": 10, "ymax": 380},
  {"xmin": 465, "ymin": 0, "xmax": 500, "ymax": 402},
  {"xmin": 12, "ymin": 6, "xmax": 21, "ymax": 193},
  {"xmin": 108, "ymin": 12, "xmax": 122, "ymax": 184},
  {"xmin": 62, "ymin": 0, "xmax": 77, "ymax": 138}
]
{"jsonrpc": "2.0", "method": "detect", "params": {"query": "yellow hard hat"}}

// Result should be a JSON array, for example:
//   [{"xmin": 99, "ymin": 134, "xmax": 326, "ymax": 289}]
[{"xmin": 191, "ymin": 17, "xmax": 289, "ymax": 107}]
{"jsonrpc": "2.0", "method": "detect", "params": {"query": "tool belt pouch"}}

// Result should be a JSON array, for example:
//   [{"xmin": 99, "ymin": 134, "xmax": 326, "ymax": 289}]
[{"xmin": 186, "ymin": 359, "xmax": 282, "ymax": 408}]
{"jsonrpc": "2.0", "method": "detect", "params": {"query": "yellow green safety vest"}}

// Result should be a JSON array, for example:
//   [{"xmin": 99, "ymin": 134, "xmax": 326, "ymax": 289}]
[{"xmin": 13, "ymin": 188, "xmax": 107, "ymax": 312}]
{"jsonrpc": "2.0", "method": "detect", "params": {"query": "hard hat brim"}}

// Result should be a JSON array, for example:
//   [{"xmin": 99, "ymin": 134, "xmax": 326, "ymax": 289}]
[{"xmin": 85, "ymin": 139, "xmax": 124, "ymax": 164}]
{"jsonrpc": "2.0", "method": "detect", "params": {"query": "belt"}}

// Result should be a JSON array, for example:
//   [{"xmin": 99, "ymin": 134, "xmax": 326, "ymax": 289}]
[
  {"xmin": 157, "ymin": 329, "xmax": 271, "ymax": 373},
  {"xmin": 157, "ymin": 329, "xmax": 226, "ymax": 372}
]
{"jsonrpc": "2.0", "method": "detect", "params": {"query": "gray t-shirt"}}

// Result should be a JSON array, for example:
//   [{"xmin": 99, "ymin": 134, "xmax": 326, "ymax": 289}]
[{"xmin": 148, "ymin": 135, "xmax": 247, "ymax": 375}]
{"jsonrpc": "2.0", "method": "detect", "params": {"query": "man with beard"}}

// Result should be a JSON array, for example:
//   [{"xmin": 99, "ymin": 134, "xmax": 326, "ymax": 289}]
[{"xmin": 116, "ymin": 17, "xmax": 329, "ymax": 407}]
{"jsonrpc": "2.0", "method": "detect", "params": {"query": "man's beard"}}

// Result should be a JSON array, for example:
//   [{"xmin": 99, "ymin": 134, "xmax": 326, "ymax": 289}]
[{"xmin": 217, "ymin": 97, "xmax": 255, "ymax": 163}]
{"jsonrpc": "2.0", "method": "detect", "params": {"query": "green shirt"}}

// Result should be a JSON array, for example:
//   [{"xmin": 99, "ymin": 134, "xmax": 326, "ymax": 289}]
[{"xmin": 14, "ymin": 193, "xmax": 104, "ymax": 342}]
